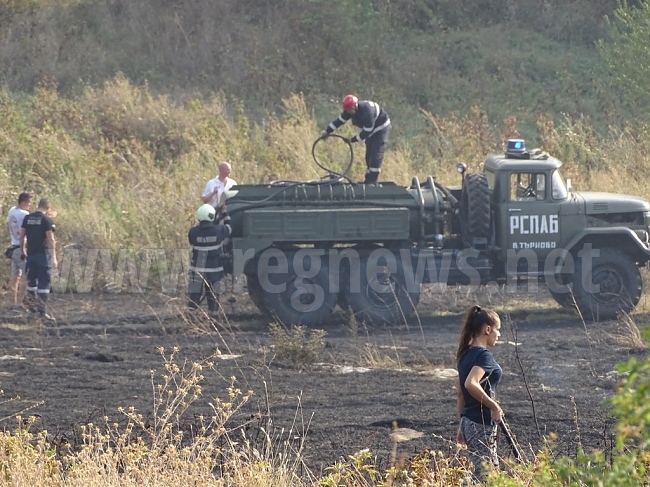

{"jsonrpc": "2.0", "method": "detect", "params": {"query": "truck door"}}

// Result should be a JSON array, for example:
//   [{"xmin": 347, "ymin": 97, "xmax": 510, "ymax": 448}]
[{"xmin": 502, "ymin": 172, "xmax": 562, "ymax": 273}]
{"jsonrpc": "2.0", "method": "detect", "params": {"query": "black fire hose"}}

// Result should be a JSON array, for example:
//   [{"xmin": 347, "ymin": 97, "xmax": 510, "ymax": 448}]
[
  {"xmin": 311, "ymin": 133, "xmax": 354, "ymax": 183},
  {"xmin": 500, "ymin": 419, "xmax": 523, "ymax": 462},
  {"xmin": 223, "ymin": 134, "xmax": 356, "ymax": 213}
]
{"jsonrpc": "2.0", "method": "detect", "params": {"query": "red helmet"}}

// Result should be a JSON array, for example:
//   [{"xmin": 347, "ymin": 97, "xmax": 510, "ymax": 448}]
[{"xmin": 342, "ymin": 94, "xmax": 358, "ymax": 111}]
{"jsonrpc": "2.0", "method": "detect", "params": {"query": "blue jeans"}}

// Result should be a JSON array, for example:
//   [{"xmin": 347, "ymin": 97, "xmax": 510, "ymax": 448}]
[{"xmin": 460, "ymin": 416, "xmax": 498, "ymax": 481}]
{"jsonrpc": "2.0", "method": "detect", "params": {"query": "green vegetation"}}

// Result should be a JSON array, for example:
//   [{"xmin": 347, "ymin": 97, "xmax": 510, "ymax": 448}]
[
  {"xmin": 268, "ymin": 323, "xmax": 327, "ymax": 370},
  {"xmin": 599, "ymin": 0, "xmax": 650, "ymax": 122},
  {"xmin": 0, "ymin": 0, "xmax": 637, "ymax": 128}
]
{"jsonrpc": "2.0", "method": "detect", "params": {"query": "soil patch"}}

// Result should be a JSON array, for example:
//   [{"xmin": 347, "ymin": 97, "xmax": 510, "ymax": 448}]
[{"xmin": 0, "ymin": 290, "xmax": 648, "ymax": 475}]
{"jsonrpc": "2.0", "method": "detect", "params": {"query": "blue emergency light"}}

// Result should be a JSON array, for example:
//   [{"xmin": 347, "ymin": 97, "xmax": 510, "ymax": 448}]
[{"xmin": 507, "ymin": 139, "xmax": 526, "ymax": 153}]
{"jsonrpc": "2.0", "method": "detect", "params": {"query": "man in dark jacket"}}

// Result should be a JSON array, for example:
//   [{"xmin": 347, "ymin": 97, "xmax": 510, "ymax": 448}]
[
  {"xmin": 187, "ymin": 204, "xmax": 232, "ymax": 316},
  {"xmin": 20, "ymin": 198, "xmax": 57, "ymax": 320},
  {"xmin": 323, "ymin": 94, "xmax": 391, "ymax": 184}
]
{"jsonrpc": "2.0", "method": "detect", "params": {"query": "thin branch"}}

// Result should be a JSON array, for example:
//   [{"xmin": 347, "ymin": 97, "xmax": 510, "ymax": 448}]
[{"xmin": 506, "ymin": 314, "xmax": 542, "ymax": 438}]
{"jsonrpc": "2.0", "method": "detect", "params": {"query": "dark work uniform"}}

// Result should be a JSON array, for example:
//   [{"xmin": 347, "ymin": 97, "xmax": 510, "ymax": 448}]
[
  {"xmin": 21, "ymin": 210, "xmax": 55, "ymax": 314},
  {"xmin": 325, "ymin": 100, "xmax": 391, "ymax": 184},
  {"xmin": 187, "ymin": 213, "xmax": 232, "ymax": 312},
  {"xmin": 458, "ymin": 346, "xmax": 502, "ymax": 479}
]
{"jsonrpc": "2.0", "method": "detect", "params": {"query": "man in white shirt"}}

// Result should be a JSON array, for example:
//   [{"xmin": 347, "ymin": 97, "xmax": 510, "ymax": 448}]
[
  {"xmin": 6, "ymin": 192, "xmax": 32, "ymax": 306},
  {"xmin": 202, "ymin": 162, "xmax": 237, "ymax": 209}
]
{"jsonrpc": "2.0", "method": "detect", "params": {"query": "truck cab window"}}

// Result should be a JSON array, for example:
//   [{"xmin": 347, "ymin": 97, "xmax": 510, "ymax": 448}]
[
  {"xmin": 511, "ymin": 173, "xmax": 546, "ymax": 201},
  {"xmin": 551, "ymin": 170, "xmax": 568, "ymax": 200}
]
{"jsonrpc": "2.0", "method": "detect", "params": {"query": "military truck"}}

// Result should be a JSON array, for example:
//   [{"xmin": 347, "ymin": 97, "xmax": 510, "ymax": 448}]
[{"xmin": 222, "ymin": 138, "xmax": 650, "ymax": 325}]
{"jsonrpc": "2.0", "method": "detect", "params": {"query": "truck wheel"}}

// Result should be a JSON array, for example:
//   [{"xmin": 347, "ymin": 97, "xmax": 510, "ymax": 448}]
[
  {"xmin": 341, "ymin": 254, "xmax": 420, "ymax": 325},
  {"xmin": 460, "ymin": 173, "xmax": 491, "ymax": 243},
  {"xmin": 549, "ymin": 285, "xmax": 576, "ymax": 310},
  {"xmin": 246, "ymin": 274, "xmax": 269, "ymax": 313},
  {"xmin": 261, "ymin": 266, "xmax": 338, "ymax": 326},
  {"xmin": 572, "ymin": 248, "xmax": 642, "ymax": 321}
]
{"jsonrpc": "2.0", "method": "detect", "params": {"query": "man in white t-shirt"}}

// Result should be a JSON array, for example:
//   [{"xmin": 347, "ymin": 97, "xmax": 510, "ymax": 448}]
[
  {"xmin": 6, "ymin": 192, "xmax": 32, "ymax": 306},
  {"xmin": 202, "ymin": 162, "xmax": 237, "ymax": 209}
]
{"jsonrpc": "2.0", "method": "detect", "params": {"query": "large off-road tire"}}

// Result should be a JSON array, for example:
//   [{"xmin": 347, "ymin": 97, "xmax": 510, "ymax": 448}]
[
  {"xmin": 572, "ymin": 248, "xmax": 642, "ymax": 321},
  {"xmin": 340, "ymin": 250, "xmax": 421, "ymax": 325},
  {"xmin": 460, "ymin": 173, "xmax": 491, "ymax": 244},
  {"xmin": 549, "ymin": 285, "xmax": 576, "ymax": 310},
  {"xmin": 261, "ymin": 265, "xmax": 338, "ymax": 326},
  {"xmin": 246, "ymin": 274, "xmax": 269, "ymax": 314}
]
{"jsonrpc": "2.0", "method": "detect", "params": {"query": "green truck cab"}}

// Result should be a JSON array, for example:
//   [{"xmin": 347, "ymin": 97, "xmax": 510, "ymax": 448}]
[{"xmin": 483, "ymin": 147, "xmax": 650, "ymax": 319}]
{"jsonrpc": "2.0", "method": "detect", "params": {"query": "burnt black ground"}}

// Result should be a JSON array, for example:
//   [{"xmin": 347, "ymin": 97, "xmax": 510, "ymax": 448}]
[{"xmin": 0, "ymin": 290, "xmax": 648, "ymax": 477}]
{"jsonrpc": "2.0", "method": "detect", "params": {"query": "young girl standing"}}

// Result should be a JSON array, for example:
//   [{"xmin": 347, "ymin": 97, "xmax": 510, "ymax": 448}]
[{"xmin": 456, "ymin": 305, "xmax": 503, "ymax": 481}]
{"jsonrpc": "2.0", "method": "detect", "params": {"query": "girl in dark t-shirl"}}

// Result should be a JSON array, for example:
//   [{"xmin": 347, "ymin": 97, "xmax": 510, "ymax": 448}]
[{"xmin": 456, "ymin": 305, "xmax": 503, "ymax": 481}]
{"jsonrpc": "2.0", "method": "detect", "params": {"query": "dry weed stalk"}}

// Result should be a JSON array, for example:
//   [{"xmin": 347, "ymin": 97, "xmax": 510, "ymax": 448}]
[
  {"xmin": 571, "ymin": 395, "xmax": 582, "ymax": 456},
  {"xmin": 358, "ymin": 343, "xmax": 401, "ymax": 370},
  {"xmin": 575, "ymin": 301, "xmax": 599, "ymax": 377},
  {"xmin": 389, "ymin": 420, "xmax": 425, "ymax": 474},
  {"xmin": 504, "ymin": 314, "xmax": 541, "ymax": 440},
  {"xmin": 0, "ymin": 392, "xmax": 44, "ymax": 423},
  {"xmin": 343, "ymin": 306, "xmax": 361, "ymax": 337},
  {"xmin": 615, "ymin": 312, "xmax": 646, "ymax": 349}
]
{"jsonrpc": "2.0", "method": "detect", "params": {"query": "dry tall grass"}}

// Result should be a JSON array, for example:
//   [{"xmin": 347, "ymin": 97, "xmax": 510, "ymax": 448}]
[
  {"xmin": 3, "ymin": 77, "xmax": 650, "ymax": 293},
  {"xmin": 3, "ymin": 77, "xmax": 650, "ymax": 252}
]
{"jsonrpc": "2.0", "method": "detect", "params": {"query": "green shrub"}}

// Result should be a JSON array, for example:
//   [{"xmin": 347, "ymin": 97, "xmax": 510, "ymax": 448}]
[{"xmin": 268, "ymin": 323, "xmax": 326, "ymax": 370}]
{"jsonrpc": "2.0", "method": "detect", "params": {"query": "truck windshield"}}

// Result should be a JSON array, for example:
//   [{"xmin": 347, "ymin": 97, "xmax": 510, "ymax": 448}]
[{"xmin": 552, "ymin": 170, "xmax": 568, "ymax": 200}]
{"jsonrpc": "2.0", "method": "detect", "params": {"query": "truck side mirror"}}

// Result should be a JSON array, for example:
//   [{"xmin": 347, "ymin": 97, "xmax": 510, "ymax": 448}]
[{"xmin": 566, "ymin": 179, "xmax": 572, "ymax": 192}]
